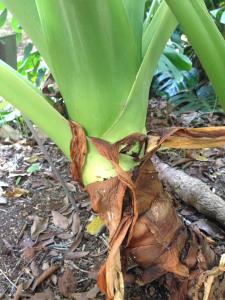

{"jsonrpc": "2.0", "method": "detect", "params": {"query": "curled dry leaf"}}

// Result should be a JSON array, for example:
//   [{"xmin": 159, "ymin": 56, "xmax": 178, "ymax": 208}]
[
  {"xmin": 52, "ymin": 211, "xmax": 69, "ymax": 230},
  {"xmin": 29, "ymin": 216, "xmax": 49, "ymax": 241},
  {"xmin": 71, "ymin": 285, "xmax": 99, "ymax": 300},
  {"xmin": 5, "ymin": 187, "xmax": 29, "ymax": 198},
  {"xmin": 71, "ymin": 212, "xmax": 81, "ymax": 236},
  {"xmin": 58, "ymin": 268, "xmax": 77, "ymax": 297}
]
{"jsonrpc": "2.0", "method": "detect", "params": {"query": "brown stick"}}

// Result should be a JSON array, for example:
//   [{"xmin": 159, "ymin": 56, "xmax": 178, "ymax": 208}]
[
  {"xmin": 152, "ymin": 155, "xmax": 225, "ymax": 227},
  {"xmin": 31, "ymin": 265, "xmax": 59, "ymax": 291}
]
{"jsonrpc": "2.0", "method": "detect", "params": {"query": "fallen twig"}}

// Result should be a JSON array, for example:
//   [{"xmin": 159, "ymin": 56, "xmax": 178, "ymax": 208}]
[
  {"xmin": 0, "ymin": 268, "xmax": 17, "ymax": 289},
  {"xmin": 31, "ymin": 264, "xmax": 60, "ymax": 291},
  {"xmin": 152, "ymin": 155, "xmax": 225, "ymax": 226}
]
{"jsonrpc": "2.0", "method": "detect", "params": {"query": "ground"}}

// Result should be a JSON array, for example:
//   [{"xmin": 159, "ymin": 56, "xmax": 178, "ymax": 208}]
[{"xmin": 0, "ymin": 99, "xmax": 224, "ymax": 300}]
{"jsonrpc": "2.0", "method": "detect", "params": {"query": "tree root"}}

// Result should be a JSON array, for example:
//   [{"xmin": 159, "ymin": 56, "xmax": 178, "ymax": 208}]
[{"xmin": 152, "ymin": 155, "xmax": 225, "ymax": 227}]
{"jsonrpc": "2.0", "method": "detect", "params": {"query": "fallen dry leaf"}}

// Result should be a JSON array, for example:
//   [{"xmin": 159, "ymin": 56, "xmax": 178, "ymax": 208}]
[
  {"xmin": 29, "ymin": 215, "xmax": 49, "ymax": 241},
  {"xmin": 30, "ymin": 260, "xmax": 40, "ymax": 277},
  {"xmin": 29, "ymin": 288, "xmax": 55, "ymax": 300},
  {"xmin": 58, "ymin": 268, "xmax": 77, "ymax": 297},
  {"xmin": 64, "ymin": 251, "xmax": 89, "ymax": 260},
  {"xmin": 71, "ymin": 285, "xmax": 99, "ymax": 300},
  {"xmin": 52, "ymin": 211, "xmax": 69, "ymax": 230},
  {"xmin": 5, "ymin": 187, "xmax": 29, "ymax": 198},
  {"xmin": 71, "ymin": 212, "xmax": 81, "ymax": 236},
  {"xmin": 22, "ymin": 246, "xmax": 36, "ymax": 263}
]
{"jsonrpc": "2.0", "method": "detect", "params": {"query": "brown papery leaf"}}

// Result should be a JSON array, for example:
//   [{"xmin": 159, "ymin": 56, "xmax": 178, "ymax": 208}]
[
  {"xmin": 58, "ymin": 268, "xmax": 77, "ymax": 297},
  {"xmin": 5, "ymin": 187, "xmax": 29, "ymax": 198},
  {"xmin": 52, "ymin": 211, "xmax": 69, "ymax": 230},
  {"xmin": 71, "ymin": 212, "xmax": 81, "ymax": 236},
  {"xmin": 70, "ymin": 121, "xmax": 87, "ymax": 186},
  {"xmin": 148, "ymin": 126, "xmax": 225, "ymax": 150},
  {"xmin": 29, "ymin": 215, "xmax": 49, "ymax": 241},
  {"xmin": 71, "ymin": 285, "xmax": 99, "ymax": 300}
]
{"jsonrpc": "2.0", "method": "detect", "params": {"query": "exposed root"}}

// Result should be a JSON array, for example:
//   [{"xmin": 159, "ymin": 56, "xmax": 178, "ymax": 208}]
[{"xmin": 152, "ymin": 155, "xmax": 225, "ymax": 227}]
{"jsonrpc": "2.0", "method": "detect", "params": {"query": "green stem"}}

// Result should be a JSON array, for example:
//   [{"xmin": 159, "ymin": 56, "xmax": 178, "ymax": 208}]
[
  {"xmin": 166, "ymin": 0, "xmax": 225, "ymax": 111},
  {"xmin": 0, "ymin": 59, "xmax": 71, "ymax": 157}
]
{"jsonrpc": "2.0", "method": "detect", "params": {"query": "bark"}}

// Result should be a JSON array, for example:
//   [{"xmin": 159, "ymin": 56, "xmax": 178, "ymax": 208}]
[{"xmin": 152, "ymin": 155, "xmax": 225, "ymax": 227}]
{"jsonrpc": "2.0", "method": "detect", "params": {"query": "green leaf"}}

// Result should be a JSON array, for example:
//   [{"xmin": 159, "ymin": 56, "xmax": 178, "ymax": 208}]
[
  {"xmin": 103, "ymin": 1, "xmax": 177, "ymax": 142},
  {"xmin": 0, "ymin": 59, "xmax": 72, "ymax": 157},
  {"xmin": 0, "ymin": 8, "xmax": 7, "ymax": 27},
  {"xmin": 27, "ymin": 163, "xmax": 41, "ymax": 174},
  {"xmin": 166, "ymin": 0, "xmax": 225, "ymax": 111},
  {"xmin": 163, "ymin": 47, "xmax": 192, "ymax": 71}
]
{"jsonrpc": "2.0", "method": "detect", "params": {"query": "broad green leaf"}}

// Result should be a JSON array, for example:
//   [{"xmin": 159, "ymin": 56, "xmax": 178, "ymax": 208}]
[
  {"xmin": 163, "ymin": 48, "xmax": 192, "ymax": 72},
  {"xmin": 166, "ymin": 0, "xmax": 225, "ymax": 111},
  {"xmin": 122, "ymin": 0, "xmax": 146, "ymax": 57},
  {"xmin": 0, "ymin": 59, "xmax": 71, "ymax": 157},
  {"xmin": 35, "ymin": 0, "xmax": 140, "ymax": 137},
  {"xmin": 103, "ymin": 1, "xmax": 177, "ymax": 142}
]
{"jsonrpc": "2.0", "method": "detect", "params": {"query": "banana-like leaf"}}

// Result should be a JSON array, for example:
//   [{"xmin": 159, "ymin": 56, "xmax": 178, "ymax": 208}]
[
  {"xmin": 103, "ymin": 1, "xmax": 177, "ymax": 142},
  {"xmin": 166, "ymin": 0, "xmax": 225, "ymax": 111},
  {"xmin": 122, "ymin": 0, "xmax": 146, "ymax": 57},
  {"xmin": 35, "ymin": 0, "xmax": 140, "ymax": 137},
  {"xmin": 0, "ymin": 59, "xmax": 71, "ymax": 157}
]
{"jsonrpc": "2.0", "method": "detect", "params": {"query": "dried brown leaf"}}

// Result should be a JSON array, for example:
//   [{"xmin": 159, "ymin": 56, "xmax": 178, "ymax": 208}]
[
  {"xmin": 64, "ymin": 251, "xmax": 89, "ymax": 260},
  {"xmin": 52, "ymin": 211, "xmax": 69, "ymax": 230},
  {"xmin": 71, "ymin": 285, "xmax": 99, "ymax": 300},
  {"xmin": 22, "ymin": 247, "xmax": 36, "ymax": 263},
  {"xmin": 58, "ymin": 268, "xmax": 77, "ymax": 297},
  {"xmin": 71, "ymin": 213, "xmax": 80, "ymax": 236},
  {"xmin": 5, "ymin": 187, "xmax": 29, "ymax": 198},
  {"xmin": 29, "ymin": 216, "xmax": 49, "ymax": 241}
]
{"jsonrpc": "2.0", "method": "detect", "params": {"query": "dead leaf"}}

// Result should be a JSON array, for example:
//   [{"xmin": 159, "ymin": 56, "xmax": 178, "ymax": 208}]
[
  {"xmin": 66, "ymin": 182, "xmax": 77, "ymax": 192},
  {"xmin": 30, "ymin": 260, "xmax": 40, "ymax": 277},
  {"xmin": 71, "ymin": 213, "xmax": 80, "ymax": 236},
  {"xmin": 71, "ymin": 285, "xmax": 99, "ymax": 300},
  {"xmin": 57, "ymin": 232, "xmax": 74, "ymax": 240},
  {"xmin": 0, "ymin": 124, "xmax": 21, "ymax": 141},
  {"xmin": 64, "ymin": 251, "xmax": 89, "ymax": 260},
  {"xmin": 24, "ymin": 155, "xmax": 40, "ymax": 163},
  {"xmin": 13, "ymin": 283, "xmax": 23, "ymax": 300},
  {"xmin": 5, "ymin": 187, "xmax": 29, "ymax": 198},
  {"xmin": 52, "ymin": 211, "xmax": 69, "ymax": 230},
  {"xmin": 29, "ymin": 215, "xmax": 49, "ymax": 240},
  {"xmin": 58, "ymin": 268, "xmax": 77, "ymax": 297},
  {"xmin": 29, "ymin": 288, "xmax": 55, "ymax": 300},
  {"xmin": 23, "ymin": 247, "xmax": 36, "ymax": 263},
  {"xmin": 192, "ymin": 219, "xmax": 225, "ymax": 239},
  {"xmin": 70, "ymin": 121, "xmax": 87, "ymax": 185}
]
